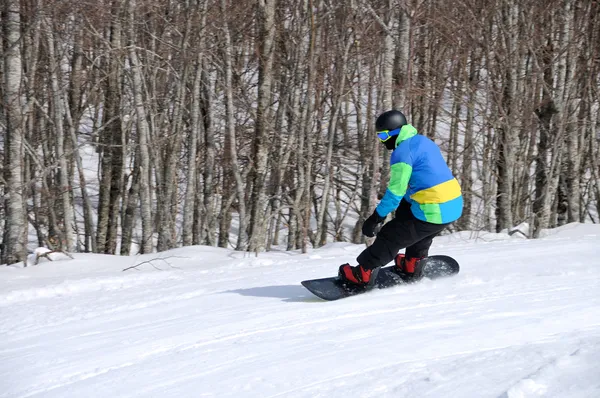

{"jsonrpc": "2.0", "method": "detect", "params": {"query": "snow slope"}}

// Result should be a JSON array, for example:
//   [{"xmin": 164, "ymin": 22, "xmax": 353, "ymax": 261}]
[{"xmin": 1, "ymin": 223, "xmax": 599, "ymax": 398}]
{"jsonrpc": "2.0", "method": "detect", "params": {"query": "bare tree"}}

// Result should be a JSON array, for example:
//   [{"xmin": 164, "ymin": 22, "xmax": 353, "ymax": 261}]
[
  {"xmin": 220, "ymin": 0, "xmax": 248, "ymax": 250},
  {"xmin": 2, "ymin": 0, "xmax": 598, "ymax": 261},
  {"xmin": 2, "ymin": 0, "xmax": 27, "ymax": 265},
  {"xmin": 127, "ymin": 0, "xmax": 154, "ymax": 254},
  {"xmin": 183, "ymin": 50, "xmax": 205, "ymax": 247},
  {"xmin": 248, "ymin": 0, "xmax": 277, "ymax": 252},
  {"xmin": 44, "ymin": 17, "xmax": 76, "ymax": 251}
]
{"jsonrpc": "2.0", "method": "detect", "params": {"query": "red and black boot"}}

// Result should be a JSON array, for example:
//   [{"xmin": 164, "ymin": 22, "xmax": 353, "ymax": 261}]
[
  {"xmin": 393, "ymin": 254, "xmax": 425, "ymax": 281},
  {"xmin": 338, "ymin": 264, "xmax": 379, "ymax": 289}
]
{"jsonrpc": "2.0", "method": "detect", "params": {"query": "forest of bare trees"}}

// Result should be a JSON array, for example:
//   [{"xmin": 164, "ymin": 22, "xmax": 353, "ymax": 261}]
[{"xmin": 1, "ymin": 0, "xmax": 599, "ymax": 264}]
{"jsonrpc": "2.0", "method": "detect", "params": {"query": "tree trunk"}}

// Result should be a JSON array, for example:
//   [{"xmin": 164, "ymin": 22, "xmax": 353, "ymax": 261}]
[
  {"xmin": 128, "ymin": 0, "xmax": 154, "ymax": 254},
  {"xmin": 220, "ymin": 0, "xmax": 248, "ymax": 250},
  {"xmin": 563, "ymin": 2, "xmax": 580, "ymax": 223},
  {"xmin": 120, "ymin": 152, "xmax": 140, "ymax": 255},
  {"xmin": 2, "ymin": 0, "xmax": 27, "ymax": 265},
  {"xmin": 494, "ymin": 3, "xmax": 519, "ymax": 232},
  {"xmin": 381, "ymin": 1, "xmax": 396, "ymax": 110},
  {"xmin": 448, "ymin": 78, "xmax": 462, "ymax": 173},
  {"xmin": 183, "ymin": 52, "xmax": 204, "ymax": 247},
  {"xmin": 200, "ymin": 67, "xmax": 216, "ymax": 246},
  {"xmin": 96, "ymin": 2, "xmax": 124, "ymax": 254},
  {"xmin": 248, "ymin": 0, "xmax": 277, "ymax": 253},
  {"xmin": 394, "ymin": 7, "xmax": 411, "ymax": 110},
  {"xmin": 45, "ymin": 18, "xmax": 75, "ymax": 252},
  {"xmin": 297, "ymin": 0, "xmax": 321, "ymax": 253},
  {"xmin": 458, "ymin": 49, "xmax": 478, "ymax": 230}
]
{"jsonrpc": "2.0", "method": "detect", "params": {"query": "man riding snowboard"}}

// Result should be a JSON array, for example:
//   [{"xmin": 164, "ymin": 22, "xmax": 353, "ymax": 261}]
[{"xmin": 339, "ymin": 110, "xmax": 463, "ymax": 287}]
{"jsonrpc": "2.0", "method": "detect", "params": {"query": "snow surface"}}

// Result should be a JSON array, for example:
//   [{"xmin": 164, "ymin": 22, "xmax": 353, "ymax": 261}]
[{"xmin": 1, "ymin": 223, "xmax": 599, "ymax": 398}]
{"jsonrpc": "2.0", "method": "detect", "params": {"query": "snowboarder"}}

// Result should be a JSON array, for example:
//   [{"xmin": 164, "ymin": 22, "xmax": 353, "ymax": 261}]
[{"xmin": 339, "ymin": 110, "xmax": 463, "ymax": 287}]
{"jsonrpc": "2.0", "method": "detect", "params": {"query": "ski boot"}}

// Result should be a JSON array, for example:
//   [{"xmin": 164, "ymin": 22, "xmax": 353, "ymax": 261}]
[
  {"xmin": 393, "ymin": 254, "xmax": 426, "ymax": 282},
  {"xmin": 338, "ymin": 264, "xmax": 379, "ymax": 289}
]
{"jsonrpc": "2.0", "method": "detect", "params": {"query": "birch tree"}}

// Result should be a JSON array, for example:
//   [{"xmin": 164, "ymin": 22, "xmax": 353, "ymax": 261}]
[
  {"xmin": 248, "ymin": 0, "xmax": 277, "ymax": 252},
  {"xmin": 220, "ymin": 0, "xmax": 248, "ymax": 250},
  {"xmin": 183, "ymin": 50, "xmax": 205, "ymax": 247},
  {"xmin": 44, "ymin": 17, "xmax": 76, "ymax": 252},
  {"xmin": 127, "ymin": 0, "xmax": 154, "ymax": 254},
  {"xmin": 2, "ymin": 0, "xmax": 27, "ymax": 265}
]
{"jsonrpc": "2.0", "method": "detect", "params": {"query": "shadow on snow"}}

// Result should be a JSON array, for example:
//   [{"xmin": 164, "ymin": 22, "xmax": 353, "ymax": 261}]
[{"xmin": 225, "ymin": 285, "xmax": 322, "ymax": 303}]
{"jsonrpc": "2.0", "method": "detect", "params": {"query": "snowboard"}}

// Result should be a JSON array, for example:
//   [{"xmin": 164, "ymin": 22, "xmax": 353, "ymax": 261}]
[{"xmin": 301, "ymin": 255, "xmax": 459, "ymax": 301}]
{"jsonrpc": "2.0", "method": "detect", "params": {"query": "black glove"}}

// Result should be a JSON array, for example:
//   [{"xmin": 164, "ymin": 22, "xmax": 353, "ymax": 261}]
[{"xmin": 362, "ymin": 211, "xmax": 385, "ymax": 237}]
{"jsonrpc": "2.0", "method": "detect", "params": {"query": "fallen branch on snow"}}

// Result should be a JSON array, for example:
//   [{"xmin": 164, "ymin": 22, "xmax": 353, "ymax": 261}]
[
  {"xmin": 122, "ymin": 256, "xmax": 186, "ymax": 272},
  {"xmin": 34, "ymin": 248, "xmax": 74, "ymax": 266}
]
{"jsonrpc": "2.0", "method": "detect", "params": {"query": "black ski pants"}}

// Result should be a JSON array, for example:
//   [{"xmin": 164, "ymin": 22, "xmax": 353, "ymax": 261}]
[{"xmin": 357, "ymin": 199, "xmax": 449, "ymax": 270}]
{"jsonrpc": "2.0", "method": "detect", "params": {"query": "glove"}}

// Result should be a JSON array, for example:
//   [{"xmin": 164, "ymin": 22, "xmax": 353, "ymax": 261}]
[{"xmin": 362, "ymin": 211, "xmax": 385, "ymax": 237}]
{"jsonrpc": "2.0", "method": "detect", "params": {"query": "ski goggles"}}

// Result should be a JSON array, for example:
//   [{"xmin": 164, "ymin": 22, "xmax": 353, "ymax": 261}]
[{"xmin": 377, "ymin": 128, "xmax": 400, "ymax": 142}]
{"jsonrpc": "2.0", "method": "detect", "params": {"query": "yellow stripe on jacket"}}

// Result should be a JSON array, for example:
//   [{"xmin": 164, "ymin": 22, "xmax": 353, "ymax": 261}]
[{"xmin": 409, "ymin": 178, "xmax": 461, "ymax": 204}]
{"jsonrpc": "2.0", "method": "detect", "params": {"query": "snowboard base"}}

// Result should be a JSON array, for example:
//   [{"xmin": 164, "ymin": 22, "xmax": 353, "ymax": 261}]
[{"xmin": 301, "ymin": 255, "xmax": 459, "ymax": 301}]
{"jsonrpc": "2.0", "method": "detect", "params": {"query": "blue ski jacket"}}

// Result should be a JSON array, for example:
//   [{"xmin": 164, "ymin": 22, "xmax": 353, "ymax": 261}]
[{"xmin": 375, "ymin": 125, "xmax": 463, "ymax": 224}]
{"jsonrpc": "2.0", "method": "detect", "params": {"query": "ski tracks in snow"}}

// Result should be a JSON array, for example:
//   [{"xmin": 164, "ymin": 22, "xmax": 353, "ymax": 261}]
[
  {"xmin": 499, "ymin": 340, "xmax": 600, "ymax": 398},
  {"xmin": 1, "ymin": 224, "xmax": 599, "ymax": 397}
]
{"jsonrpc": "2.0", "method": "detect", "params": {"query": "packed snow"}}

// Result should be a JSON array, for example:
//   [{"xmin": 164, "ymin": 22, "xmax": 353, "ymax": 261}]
[{"xmin": 1, "ymin": 223, "xmax": 599, "ymax": 398}]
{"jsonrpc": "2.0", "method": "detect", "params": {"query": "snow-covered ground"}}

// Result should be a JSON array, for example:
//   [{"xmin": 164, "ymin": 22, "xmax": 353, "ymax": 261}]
[{"xmin": 1, "ymin": 223, "xmax": 599, "ymax": 398}]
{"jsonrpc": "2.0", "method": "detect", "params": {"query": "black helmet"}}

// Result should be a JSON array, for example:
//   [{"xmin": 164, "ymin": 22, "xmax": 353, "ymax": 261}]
[{"xmin": 375, "ymin": 110, "xmax": 407, "ymax": 132}]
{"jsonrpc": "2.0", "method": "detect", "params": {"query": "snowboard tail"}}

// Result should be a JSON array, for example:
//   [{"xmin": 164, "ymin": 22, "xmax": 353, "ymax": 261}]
[{"xmin": 301, "ymin": 255, "xmax": 459, "ymax": 301}]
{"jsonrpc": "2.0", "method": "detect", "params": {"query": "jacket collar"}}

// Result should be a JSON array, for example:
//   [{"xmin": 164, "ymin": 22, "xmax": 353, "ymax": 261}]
[{"xmin": 395, "ymin": 124, "xmax": 418, "ymax": 147}]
